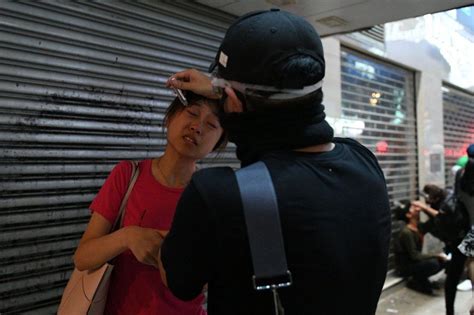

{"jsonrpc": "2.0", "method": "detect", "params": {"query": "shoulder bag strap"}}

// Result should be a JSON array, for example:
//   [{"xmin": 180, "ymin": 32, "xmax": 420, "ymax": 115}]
[
  {"xmin": 111, "ymin": 160, "xmax": 140, "ymax": 232},
  {"xmin": 235, "ymin": 161, "xmax": 291, "ymax": 314}
]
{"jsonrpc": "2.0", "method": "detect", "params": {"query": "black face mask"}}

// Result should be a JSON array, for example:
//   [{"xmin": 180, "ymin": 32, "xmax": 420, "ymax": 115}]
[{"xmin": 222, "ymin": 94, "xmax": 334, "ymax": 166}]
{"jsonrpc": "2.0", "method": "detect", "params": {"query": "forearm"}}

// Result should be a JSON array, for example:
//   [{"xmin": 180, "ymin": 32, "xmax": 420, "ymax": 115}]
[
  {"xmin": 422, "ymin": 206, "xmax": 439, "ymax": 217},
  {"xmin": 73, "ymin": 227, "xmax": 129, "ymax": 271},
  {"xmin": 167, "ymin": 69, "xmax": 216, "ymax": 99},
  {"xmin": 413, "ymin": 200, "xmax": 438, "ymax": 217}
]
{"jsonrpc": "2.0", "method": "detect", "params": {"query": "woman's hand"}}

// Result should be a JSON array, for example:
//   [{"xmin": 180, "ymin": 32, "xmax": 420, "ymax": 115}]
[
  {"xmin": 436, "ymin": 252, "xmax": 450, "ymax": 262},
  {"xmin": 411, "ymin": 200, "xmax": 427, "ymax": 211},
  {"xmin": 412, "ymin": 200, "xmax": 438, "ymax": 217},
  {"xmin": 167, "ymin": 68, "xmax": 244, "ymax": 113},
  {"xmin": 167, "ymin": 69, "xmax": 216, "ymax": 99},
  {"xmin": 125, "ymin": 226, "xmax": 164, "ymax": 268}
]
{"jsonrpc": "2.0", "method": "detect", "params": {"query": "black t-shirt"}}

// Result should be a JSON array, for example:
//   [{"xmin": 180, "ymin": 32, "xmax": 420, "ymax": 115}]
[{"xmin": 161, "ymin": 138, "xmax": 391, "ymax": 315}]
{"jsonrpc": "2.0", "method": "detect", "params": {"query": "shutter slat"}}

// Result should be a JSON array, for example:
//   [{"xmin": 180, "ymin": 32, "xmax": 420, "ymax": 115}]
[{"xmin": 0, "ymin": 2, "xmax": 236, "ymax": 313}]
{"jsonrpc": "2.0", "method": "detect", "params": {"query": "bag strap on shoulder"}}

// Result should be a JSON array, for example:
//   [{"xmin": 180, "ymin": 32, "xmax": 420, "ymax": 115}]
[
  {"xmin": 235, "ymin": 161, "xmax": 292, "ymax": 315},
  {"xmin": 111, "ymin": 160, "xmax": 140, "ymax": 232}
]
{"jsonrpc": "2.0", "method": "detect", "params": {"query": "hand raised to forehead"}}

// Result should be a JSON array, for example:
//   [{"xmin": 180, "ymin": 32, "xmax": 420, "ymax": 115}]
[{"xmin": 167, "ymin": 69, "xmax": 217, "ymax": 99}]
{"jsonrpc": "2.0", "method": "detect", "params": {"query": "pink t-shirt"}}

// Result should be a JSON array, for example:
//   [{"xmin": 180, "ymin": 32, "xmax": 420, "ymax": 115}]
[{"xmin": 90, "ymin": 160, "xmax": 206, "ymax": 315}]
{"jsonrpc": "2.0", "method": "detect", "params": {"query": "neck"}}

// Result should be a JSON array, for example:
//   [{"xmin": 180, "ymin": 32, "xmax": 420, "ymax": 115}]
[
  {"xmin": 223, "ymin": 103, "xmax": 334, "ymax": 166},
  {"xmin": 407, "ymin": 220, "xmax": 418, "ymax": 231},
  {"xmin": 152, "ymin": 148, "xmax": 196, "ymax": 188}
]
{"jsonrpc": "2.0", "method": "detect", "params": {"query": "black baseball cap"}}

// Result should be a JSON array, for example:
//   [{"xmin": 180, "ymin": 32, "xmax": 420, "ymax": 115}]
[{"xmin": 209, "ymin": 9, "xmax": 325, "ymax": 89}]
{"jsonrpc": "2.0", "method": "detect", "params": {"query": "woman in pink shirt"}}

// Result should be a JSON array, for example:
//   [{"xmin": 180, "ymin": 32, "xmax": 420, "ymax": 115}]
[{"xmin": 73, "ymin": 92, "xmax": 226, "ymax": 315}]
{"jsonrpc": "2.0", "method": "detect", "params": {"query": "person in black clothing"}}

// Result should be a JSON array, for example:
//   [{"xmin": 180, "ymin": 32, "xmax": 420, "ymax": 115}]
[
  {"xmin": 394, "ymin": 200, "xmax": 448, "ymax": 295},
  {"xmin": 456, "ymin": 144, "xmax": 474, "ymax": 315},
  {"xmin": 159, "ymin": 9, "xmax": 391, "ymax": 315},
  {"xmin": 422, "ymin": 183, "xmax": 468, "ymax": 315},
  {"xmin": 412, "ymin": 184, "xmax": 446, "ymax": 240},
  {"xmin": 423, "ymin": 184, "xmax": 447, "ymax": 211}
]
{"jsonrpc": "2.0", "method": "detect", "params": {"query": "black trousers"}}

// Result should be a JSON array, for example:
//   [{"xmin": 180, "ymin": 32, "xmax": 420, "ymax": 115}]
[
  {"xmin": 445, "ymin": 246, "xmax": 467, "ymax": 315},
  {"xmin": 408, "ymin": 258, "xmax": 445, "ymax": 287}
]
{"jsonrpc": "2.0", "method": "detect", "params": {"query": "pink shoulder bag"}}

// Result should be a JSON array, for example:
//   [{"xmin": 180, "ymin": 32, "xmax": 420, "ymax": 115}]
[{"xmin": 57, "ymin": 161, "xmax": 140, "ymax": 315}]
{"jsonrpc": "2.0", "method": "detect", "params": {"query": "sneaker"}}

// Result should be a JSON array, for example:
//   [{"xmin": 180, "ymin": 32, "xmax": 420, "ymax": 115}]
[{"xmin": 457, "ymin": 279, "xmax": 472, "ymax": 291}]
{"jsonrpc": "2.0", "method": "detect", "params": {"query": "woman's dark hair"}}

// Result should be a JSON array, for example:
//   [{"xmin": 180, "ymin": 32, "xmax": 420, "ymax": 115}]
[
  {"xmin": 164, "ymin": 92, "xmax": 228, "ymax": 151},
  {"xmin": 423, "ymin": 184, "xmax": 447, "ymax": 207},
  {"xmin": 460, "ymin": 158, "xmax": 474, "ymax": 196},
  {"xmin": 394, "ymin": 199, "xmax": 411, "ymax": 223}
]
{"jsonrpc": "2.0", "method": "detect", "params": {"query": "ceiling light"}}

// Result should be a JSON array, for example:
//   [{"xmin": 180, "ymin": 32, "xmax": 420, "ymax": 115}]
[
  {"xmin": 266, "ymin": 0, "xmax": 297, "ymax": 5},
  {"xmin": 315, "ymin": 16, "xmax": 348, "ymax": 27}
]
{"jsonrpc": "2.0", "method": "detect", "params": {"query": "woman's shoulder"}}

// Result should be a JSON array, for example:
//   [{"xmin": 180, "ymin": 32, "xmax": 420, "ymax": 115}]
[
  {"xmin": 398, "ymin": 226, "xmax": 415, "ymax": 237},
  {"xmin": 108, "ymin": 160, "xmax": 149, "ymax": 185},
  {"xmin": 112, "ymin": 160, "xmax": 135, "ymax": 177},
  {"xmin": 115, "ymin": 159, "xmax": 150, "ymax": 172}
]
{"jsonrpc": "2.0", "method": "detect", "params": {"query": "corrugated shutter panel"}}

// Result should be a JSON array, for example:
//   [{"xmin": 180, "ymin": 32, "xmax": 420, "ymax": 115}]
[
  {"xmin": 443, "ymin": 84, "xmax": 474, "ymax": 188},
  {"xmin": 0, "ymin": 1, "xmax": 235, "ymax": 313},
  {"xmin": 360, "ymin": 25, "xmax": 385, "ymax": 44},
  {"xmin": 340, "ymin": 48, "xmax": 417, "ymax": 270}
]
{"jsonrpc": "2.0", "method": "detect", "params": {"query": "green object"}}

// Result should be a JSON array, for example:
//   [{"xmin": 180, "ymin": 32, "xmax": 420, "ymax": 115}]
[{"xmin": 456, "ymin": 155, "xmax": 468, "ymax": 167}]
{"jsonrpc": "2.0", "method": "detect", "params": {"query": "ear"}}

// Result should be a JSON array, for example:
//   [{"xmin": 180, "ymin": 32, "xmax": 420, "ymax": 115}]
[{"xmin": 223, "ymin": 87, "xmax": 243, "ymax": 113}]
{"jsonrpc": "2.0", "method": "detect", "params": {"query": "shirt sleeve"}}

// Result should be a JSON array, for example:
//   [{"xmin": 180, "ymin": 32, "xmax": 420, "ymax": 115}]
[
  {"xmin": 399, "ymin": 230, "xmax": 434, "ymax": 261},
  {"xmin": 160, "ymin": 180, "xmax": 215, "ymax": 301},
  {"xmin": 90, "ymin": 161, "xmax": 133, "ymax": 224},
  {"xmin": 418, "ymin": 219, "xmax": 435, "ymax": 235}
]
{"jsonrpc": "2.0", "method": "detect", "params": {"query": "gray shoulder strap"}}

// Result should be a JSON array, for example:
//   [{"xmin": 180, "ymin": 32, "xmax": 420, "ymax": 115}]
[{"xmin": 235, "ymin": 161, "xmax": 291, "ymax": 290}]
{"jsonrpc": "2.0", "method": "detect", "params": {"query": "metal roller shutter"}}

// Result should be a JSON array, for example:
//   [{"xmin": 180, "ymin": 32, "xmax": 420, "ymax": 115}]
[
  {"xmin": 0, "ymin": 1, "xmax": 235, "ymax": 313},
  {"xmin": 443, "ymin": 84, "xmax": 474, "ymax": 188},
  {"xmin": 340, "ymin": 47, "xmax": 418, "ymax": 270}
]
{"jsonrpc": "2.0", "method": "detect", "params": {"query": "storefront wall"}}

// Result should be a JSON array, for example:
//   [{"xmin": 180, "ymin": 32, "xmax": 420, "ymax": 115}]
[{"xmin": 0, "ymin": 2, "xmax": 235, "ymax": 313}]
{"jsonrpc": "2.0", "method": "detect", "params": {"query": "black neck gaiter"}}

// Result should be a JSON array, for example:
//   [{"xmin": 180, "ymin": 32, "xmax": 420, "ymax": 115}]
[{"xmin": 222, "ymin": 102, "xmax": 334, "ymax": 166}]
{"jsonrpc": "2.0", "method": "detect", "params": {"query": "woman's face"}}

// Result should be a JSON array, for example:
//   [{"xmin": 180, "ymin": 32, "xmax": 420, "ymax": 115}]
[{"xmin": 166, "ymin": 102, "xmax": 223, "ymax": 160}]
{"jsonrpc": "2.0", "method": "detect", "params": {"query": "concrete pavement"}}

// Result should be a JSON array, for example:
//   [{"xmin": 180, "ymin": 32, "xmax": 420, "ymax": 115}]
[{"xmin": 377, "ymin": 278, "xmax": 472, "ymax": 315}]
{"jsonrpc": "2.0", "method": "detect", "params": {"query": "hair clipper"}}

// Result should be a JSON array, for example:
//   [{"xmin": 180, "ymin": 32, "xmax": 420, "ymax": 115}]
[{"xmin": 173, "ymin": 88, "xmax": 188, "ymax": 106}]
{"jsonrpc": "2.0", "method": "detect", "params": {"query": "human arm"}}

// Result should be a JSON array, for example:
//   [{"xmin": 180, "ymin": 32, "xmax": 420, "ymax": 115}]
[
  {"xmin": 167, "ymin": 69, "xmax": 216, "ymax": 99},
  {"xmin": 412, "ymin": 200, "xmax": 439, "ymax": 217},
  {"xmin": 167, "ymin": 69, "xmax": 243, "ymax": 113},
  {"xmin": 73, "ymin": 212, "xmax": 163, "ymax": 270},
  {"xmin": 73, "ymin": 161, "xmax": 163, "ymax": 270},
  {"xmin": 158, "ymin": 180, "xmax": 213, "ymax": 300}
]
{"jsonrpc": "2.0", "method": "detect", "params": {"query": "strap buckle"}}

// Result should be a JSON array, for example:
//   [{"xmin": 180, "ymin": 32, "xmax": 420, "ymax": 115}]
[{"xmin": 252, "ymin": 270, "xmax": 293, "ymax": 291}]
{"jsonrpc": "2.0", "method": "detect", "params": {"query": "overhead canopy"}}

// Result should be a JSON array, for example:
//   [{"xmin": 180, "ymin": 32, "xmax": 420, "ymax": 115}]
[{"xmin": 196, "ymin": 0, "xmax": 474, "ymax": 36}]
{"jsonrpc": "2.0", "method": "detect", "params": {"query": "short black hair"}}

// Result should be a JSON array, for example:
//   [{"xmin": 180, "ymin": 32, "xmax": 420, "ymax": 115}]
[
  {"xmin": 394, "ymin": 200, "xmax": 411, "ymax": 223},
  {"xmin": 423, "ymin": 184, "xmax": 447, "ymax": 203}
]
